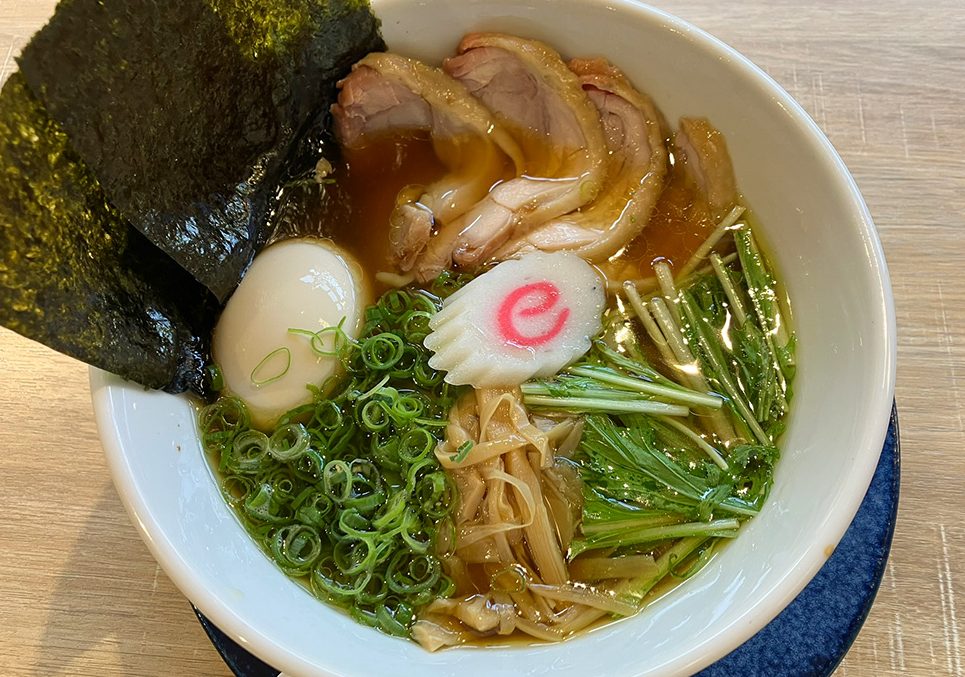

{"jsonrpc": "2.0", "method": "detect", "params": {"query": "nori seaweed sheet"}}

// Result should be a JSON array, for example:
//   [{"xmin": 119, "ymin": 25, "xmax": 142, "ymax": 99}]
[
  {"xmin": 18, "ymin": 0, "xmax": 384, "ymax": 301},
  {"xmin": 0, "ymin": 73, "xmax": 219, "ymax": 393}
]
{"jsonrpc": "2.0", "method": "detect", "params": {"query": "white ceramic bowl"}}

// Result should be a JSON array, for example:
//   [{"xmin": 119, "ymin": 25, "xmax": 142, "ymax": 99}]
[{"xmin": 91, "ymin": 1, "xmax": 897, "ymax": 675}]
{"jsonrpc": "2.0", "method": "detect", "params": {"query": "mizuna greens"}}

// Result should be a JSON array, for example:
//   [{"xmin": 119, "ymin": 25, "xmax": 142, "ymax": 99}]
[{"xmin": 520, "ymin": 221, "xmax": 789, "ymax": 581}]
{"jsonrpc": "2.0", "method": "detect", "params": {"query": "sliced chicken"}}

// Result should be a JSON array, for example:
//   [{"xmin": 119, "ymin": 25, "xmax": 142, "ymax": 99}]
[
  {"xmin": 673, "ymin": 117, "xmax": 738, "ymax": 220},
  {"xmin": 414, "ymin": 33, "xmax": 608, "ymax": 281},
  {"xmin": 495, "ymin": 58, "xmax": 669, "ymax": 262},
  {"xmin": 332, "ymin": 52, "xmax": 523, "ymax": 269}
]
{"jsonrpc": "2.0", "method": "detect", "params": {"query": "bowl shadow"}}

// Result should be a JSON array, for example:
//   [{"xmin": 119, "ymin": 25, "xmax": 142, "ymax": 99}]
[{"xmin": 33, "ymin": 482, "xmax": 228, "ymax": 676}]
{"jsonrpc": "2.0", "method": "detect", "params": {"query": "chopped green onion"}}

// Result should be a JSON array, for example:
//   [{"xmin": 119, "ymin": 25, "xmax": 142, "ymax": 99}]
[
  {"xmin": 267, "ymin": 423, "xmax": 311, "ymax": 462},
  {"xmin": 450, "ymin": 440, "xmax": 473, "ymax": 464},
  {"xmin": 289, "ymin": 318, "xmax": 354, "ymax": 359},
  {"xmin": 250, "ymin": 346, "xmax": 291, "ymax": 386},
  {"xmin": 361, "ymin": 333, "xmax": 406, "ymax": 371},
  {"xmin": 205, "ymin": 363, "xmax": 225, "ymax": 392},
  {"xmin": 200, "ymin": 287, "xmax": 464, "ymax": 640}
]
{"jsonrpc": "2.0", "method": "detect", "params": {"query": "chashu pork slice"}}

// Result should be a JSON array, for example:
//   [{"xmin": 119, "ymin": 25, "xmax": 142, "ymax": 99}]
[
  {"xmin": 332, "ymin": 52, "xmax": 523, "ymax": 270},
  {"xmin": 413, "ymin": 33, "xmax": 608, "ymax": 281},
  {"xmin": 673, "ymin": 116, "xmax": 739, "ymax": 221},
  {"xmin": 496, "ymin": 58, "xmax": 669, "ymax": 262}
]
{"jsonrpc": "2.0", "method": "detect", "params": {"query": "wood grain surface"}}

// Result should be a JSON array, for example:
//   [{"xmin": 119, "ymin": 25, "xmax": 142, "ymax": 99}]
[{"xmin": 1, "ymin": 1, "xmax": 962, "ymax": 675}]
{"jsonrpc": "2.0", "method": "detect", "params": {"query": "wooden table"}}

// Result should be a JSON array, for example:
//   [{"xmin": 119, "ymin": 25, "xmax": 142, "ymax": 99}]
[{"xmin": 1, "ymin": 1, "xmax": 962, "ymax": 675}]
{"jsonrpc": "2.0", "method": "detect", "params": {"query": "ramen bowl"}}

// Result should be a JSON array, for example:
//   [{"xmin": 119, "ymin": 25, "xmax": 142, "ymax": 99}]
[{"xmin": 91, "ymin": 0, "xmax": 896, "ymax": 674}]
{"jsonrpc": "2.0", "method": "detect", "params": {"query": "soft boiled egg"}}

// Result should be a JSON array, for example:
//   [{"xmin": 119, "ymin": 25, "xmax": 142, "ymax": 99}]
[{"xmin": 213, "ymin": 238, "xmax": 367, "ymax": 430}]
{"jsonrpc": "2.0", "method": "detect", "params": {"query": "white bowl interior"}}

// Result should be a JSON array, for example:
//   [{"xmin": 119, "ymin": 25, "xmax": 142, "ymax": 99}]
[{"xmin": 91, "ymin": 1, "xmax": 896, "ymax": 675}]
